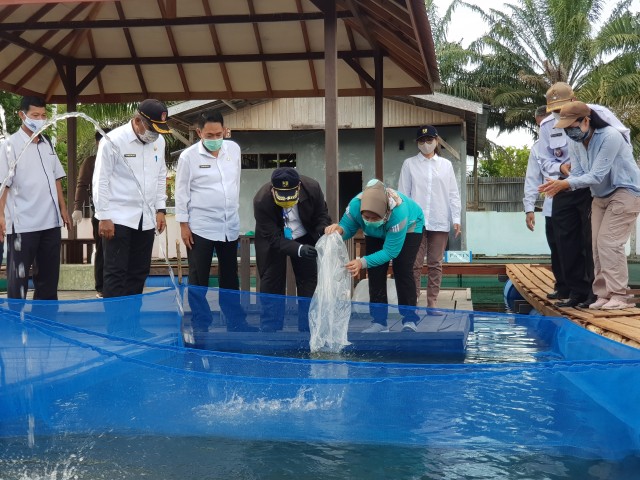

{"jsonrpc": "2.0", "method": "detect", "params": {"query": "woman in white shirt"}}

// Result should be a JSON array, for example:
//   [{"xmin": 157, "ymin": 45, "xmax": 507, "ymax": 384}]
[{"xmin": 398, "ymin": 125, "xmax": 461, "ymax": 308}]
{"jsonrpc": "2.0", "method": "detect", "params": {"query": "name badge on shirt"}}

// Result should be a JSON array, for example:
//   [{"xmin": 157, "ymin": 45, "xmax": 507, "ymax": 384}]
[
  {"xmin": 199, "ymin": 165, "xmax": 211, "ymax": 168},
  {"xmin": 284, "ymin": 227, "xmax": 293, "ymax": 240},
  {"xmin": 124, "ymin": 154, "xmax": 136, "ymax": 157}
]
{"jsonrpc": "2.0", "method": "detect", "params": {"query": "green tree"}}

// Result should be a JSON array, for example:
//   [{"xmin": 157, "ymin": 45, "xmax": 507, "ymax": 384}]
[
  {"xmin": 452, "ymin": 0, "xmax": 640, "ymax": 150},
  {"xmin": 476, "ymin": 145, "xmax": 531, "ymax": 177}
]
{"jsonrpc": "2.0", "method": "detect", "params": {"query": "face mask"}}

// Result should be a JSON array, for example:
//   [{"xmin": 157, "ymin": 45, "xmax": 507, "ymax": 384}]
[
  {"xmin": 418, "ymin": 142, "xmax": 437, "ymax": 155},
  {"xmin": 203, "ymin": 138, "xmax": 223, "ymax": 151},
  {"xmin": 363, "ymin": 218, "xmax": 384, "ymax": 229},
  {"xmin": 565, "ymin": 126, "xmax": 589, "ymax": 142},
  {"xmin": 140, "ymin": 128, "xmax": 159, "ymax": 144},
  {"xmin": 22, "ymin": 113, "xmax": 46, "ymax": 133},
  {"xmin": 552, "ymin": 112, "xmax": 561, "ymax": 121},
  {"xmin": 275, "ymin": 199, "xmax": 298, "ymax": 209}
]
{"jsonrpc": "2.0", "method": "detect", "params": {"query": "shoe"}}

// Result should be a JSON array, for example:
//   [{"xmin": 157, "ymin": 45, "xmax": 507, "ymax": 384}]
[
  {"xmin": 577, "ymin": 296, "xmax": 597, "ymax": 309},
  {"xmin": 588, "ymin": 298, "xmax": 609, "ymax": 310},
  {"xmin": 601, "ymin": 298, "xmax": 635, "ymax": 310},
  {"xmin": 96, "ymin": 292, "xmax": 103, "ymax": 298},
  {"xmin": 555, "ymin": 298, "xmax": 581, "ymax": 308},
  {"xmin": 401, "ymin": 321, "xmax": 417, "ymax": 332},
  {"xmin": 362, "ymin": 323, "xmax": 389, "ymax": 333},
  {"xmin": 547, "ymin": 291, "xmax": 568, "ymax": 300}
]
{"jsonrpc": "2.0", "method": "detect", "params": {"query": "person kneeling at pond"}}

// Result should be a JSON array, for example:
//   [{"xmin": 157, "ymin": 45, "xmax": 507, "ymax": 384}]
[{"xmin": 325, "ymin": 179, "xmax": 424, "ymax": 332}]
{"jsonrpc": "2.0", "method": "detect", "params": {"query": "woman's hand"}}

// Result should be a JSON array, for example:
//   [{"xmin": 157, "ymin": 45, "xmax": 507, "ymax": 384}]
[
  {"xmin": 325, "ymin": 224, "xmax": 344, "ymax": 235},
  {"xmin": 345, "ymin": 258, "xmax": 362, "ymax": 277},
  {"xmin": 538, "ymin": 179, "xmax": 570, "ymax": 198}
]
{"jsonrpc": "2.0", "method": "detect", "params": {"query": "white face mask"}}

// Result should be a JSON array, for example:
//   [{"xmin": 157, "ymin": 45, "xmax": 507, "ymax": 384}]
[
  {"xmin": 140, "ymin": 128, "xmax": 160, "ymax": 144},
  {"xmin": 22, "ymin": 113, "xmax": 46, "ymax": 133},
  {"xmin": 418, "ymin": 142, "xmax": 437, "ymax": 155}
]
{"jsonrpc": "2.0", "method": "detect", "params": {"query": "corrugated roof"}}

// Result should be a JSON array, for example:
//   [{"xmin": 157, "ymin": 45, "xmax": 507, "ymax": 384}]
[{"xmin": 0, "ymin": 0, "xmax": 440, "ymax": 103}]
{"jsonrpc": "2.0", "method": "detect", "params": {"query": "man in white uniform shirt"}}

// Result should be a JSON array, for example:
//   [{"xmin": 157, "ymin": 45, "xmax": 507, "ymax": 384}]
[
  {"xmin": 398, "ymin": 125, "xmax": 461, "ymax": 308},
  {"xmin": 175, "ymin": 111, "xmax": 254, "ymax": 332},
  {"xmin": 0, "ymin": 96, "xmax": 70, "ymax": 300},
  {"xmin": 93, "ymin": 99, "xmax": 168, "ymax": 299}
]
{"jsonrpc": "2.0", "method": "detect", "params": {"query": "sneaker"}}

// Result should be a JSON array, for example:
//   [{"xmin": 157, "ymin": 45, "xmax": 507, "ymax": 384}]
[
  {"xmin": 362, "ymin": 323, "xmax": 389, "ymax": 333},
  {"xmin": 588, "ymin": 298, "xmax": 609, "ymax": 310},
  {"xmin": 601, "ymin": 298, "xmax": 635, "ymax": 310},
  {"xmin": 401, "ymin": 321, "xmax": 417, "ymax": 332}
]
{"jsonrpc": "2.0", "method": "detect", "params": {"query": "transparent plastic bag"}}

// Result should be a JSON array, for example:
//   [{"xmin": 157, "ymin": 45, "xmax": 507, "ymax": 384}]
[{"xmin": 308, "ymin": 232, "xmax": 352, "ymax": 353}]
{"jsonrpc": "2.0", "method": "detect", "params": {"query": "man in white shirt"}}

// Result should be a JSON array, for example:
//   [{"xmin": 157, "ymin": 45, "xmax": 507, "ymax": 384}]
[
  {"xmin": 0, "ymin": 96, "xmax": 70, "ymax": 300},
  {"xmin": 93, "ymin": 99, "xmax": 168, "ymax": 299},
  {"xmin": 175, "ymin": 111, "xmax": 255, "ymax": 332}
]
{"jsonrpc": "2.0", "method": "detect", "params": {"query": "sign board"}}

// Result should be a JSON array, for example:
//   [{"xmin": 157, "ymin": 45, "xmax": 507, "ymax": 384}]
[{"xmin": 444, "ymin": 250, "xmax": 472, "ymax": 263}]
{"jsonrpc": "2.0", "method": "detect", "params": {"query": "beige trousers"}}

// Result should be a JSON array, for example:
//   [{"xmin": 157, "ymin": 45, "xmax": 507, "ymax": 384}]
[
  {"xmin": 412, "ymin": 229, "xmax": 449, "ymax": 307},
  {"xmin": 591, "ymin": 189, "xmax": 640, "ymax": 299}
]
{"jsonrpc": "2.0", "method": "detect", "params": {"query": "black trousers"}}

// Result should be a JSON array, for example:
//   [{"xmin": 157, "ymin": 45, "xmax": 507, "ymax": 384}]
[
  {"xmin": 91, "ymin": 213, "xmax": 103, "ymax": 293},
  {"xmin": 6, "ymin": 227, "xmax": 61, "ymax": 300},
  {"xmin": 102, "ymin": 223, "xmax": 155, "ymax": 298},
  {"xmin": 186, "ymin": 233, "xmax": 247, "ymax": 331},
  {"xmin": 258, "ymin": 233, "xmax": 318, "ymax": 331},
  {"xmin": 551, "ymin": 187, "xmax": 594, "ymax": 300},
  {"xmin": 365, "ymin": 232, "xmax": 422, "ymax": 325},
  {"xmin": 545, "ymin": 216, "xmax": 568, "ymax": 297}
]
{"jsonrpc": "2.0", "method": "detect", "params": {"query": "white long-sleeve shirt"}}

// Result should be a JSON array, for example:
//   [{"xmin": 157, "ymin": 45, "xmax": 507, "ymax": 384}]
[
  {"xmin": 398, "ymin": 152, "xmax": 461, "ymax": 232},
  {"xmin": 174, "ymin": 140, "xmax": 241, "ymax": 242},
  {"xmin": 523, "ymin": 140, "xmax": 553, "ymax": 217},
  {"xmin": 93, "ymin": 121, "xmax": 167, "ymax": 230}
]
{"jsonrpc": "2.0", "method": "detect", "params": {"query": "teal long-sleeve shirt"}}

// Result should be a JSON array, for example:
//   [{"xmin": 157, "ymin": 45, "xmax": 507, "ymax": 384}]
[{"xmin": 338, "ymin": 189, "xmax": 425, "ymax": 268}]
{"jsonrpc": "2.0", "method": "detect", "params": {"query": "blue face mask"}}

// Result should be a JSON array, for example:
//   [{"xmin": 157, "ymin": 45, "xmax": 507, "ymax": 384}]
[
  {"xmin": 564, "ymin": 126, "xmax": 589, "ymax": 142},
  {"xmin": 363, "ymin": 218, "xmax": 384, "ymax": 229},
  {"xmin": 203, "ymin": 138, "xmax": 223, "ymax": 152}
]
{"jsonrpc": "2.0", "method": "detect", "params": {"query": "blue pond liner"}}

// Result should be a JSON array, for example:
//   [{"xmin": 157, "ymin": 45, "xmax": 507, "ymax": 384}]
[{"xmin": 1, "ymin": 287, "xmax": 640, "ymax": 460}]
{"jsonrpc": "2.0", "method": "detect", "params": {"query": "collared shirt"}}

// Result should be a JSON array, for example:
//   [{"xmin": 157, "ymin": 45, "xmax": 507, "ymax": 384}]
[
  {"xmin": 523, "ymin": 140, "xmax": 553, "ymax": 217},
  {"xmin": 567, "ymin": 126, "xmax": 640, "ymax": 198},
  {"xmin": 283, "ymin": 204, "xmax": 308, "ymax": 240},
  {"xmin": 538, "ymin": 104, "xmax": 629, "ymax": 178},
  {"xmin": 175, "ymin": 140, "xmax": 241, "ymax": 241},
  {"xmin": 93, "ymin": 121, "xmax": 167, "ymax": 230},
  {"xmin": 397, "ymin": 152, "xmax": 461, "ymax": 231},
  {"xmin": 0, "ymin": 129, "xmax": 65, "ymax": 233},
  {"xmin": 339, "ymin": 188, "xmax": 424, "ymax": 269}
]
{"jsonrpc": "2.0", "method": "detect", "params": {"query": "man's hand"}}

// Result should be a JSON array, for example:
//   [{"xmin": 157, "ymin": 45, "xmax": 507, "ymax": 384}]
[
  {"xmin": 60, "ymin": 208, "xmax": 71, "ymax": 229},
  {"xmin": 538, "ymin": 179, "xmax": 570, "ymax": 198},
  {"xmin": 325, "ymin": 224, "xmax": 344, "ymax": 235},
  {"xmin": 560, "ymin": 163, "xmax": 571, "ymax": 177},
  {"xmin": 156, "ymin": 212, "xmax": 166, "ymax": 234},
  {"xmin": 526, "ymin": 212, "xmax": 535, "ymax": 231},
  {"xmin": 180, "ymin": 223, "xmax": 194, "ymax": 250},
  {"xmin": 99, "ymin": 219, "xmax": 115, "ymax": 240},
  {"xmin": 346, "ymin": 258, "xmax": 363, "ymax": 277},
  {"xmin": 299, "ymin": 244, "xmax": 318, "ymax": 258},
  {"xmin": 453, "ymin": 223, "xmax": 462, "ymax": 238},
  {"xmin": 72, "ymin": 210, "xmax": 83, "ymax": 226},
  {"xmin": 0, "ymin": 216, "xmax": 5, "ymax": 242}
]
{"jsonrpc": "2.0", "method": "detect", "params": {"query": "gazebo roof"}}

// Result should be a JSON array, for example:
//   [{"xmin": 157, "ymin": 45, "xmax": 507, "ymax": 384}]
[{"xmin": 0, "ymin": 0, "xmax": 440, "ymax": 103}]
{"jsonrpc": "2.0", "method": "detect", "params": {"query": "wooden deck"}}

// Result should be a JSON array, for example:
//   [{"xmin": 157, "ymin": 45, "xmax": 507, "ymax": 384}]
[{"xmin": 507, "ymin": 263, "xmax": 640, "ymax": 349}]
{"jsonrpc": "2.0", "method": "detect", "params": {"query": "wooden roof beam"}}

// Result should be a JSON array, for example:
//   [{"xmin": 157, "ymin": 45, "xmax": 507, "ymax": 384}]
[
  {"xmin": 116, "ymin": 2, "xmax": 148, "ymax": 98},
  {"xmin": 248, "ymin": 0, "xmax": 272, "ymax": 96},
  {"xmin": 0, "ymin": 3, "xmax": 57, "ymax": 55},
  {"xmin": 157, "ymin": 0, "xmax": 190, "ymax": 96},
  {"xmin": 344, "ymin": 24, "xmax": 366, "ymax": 90},
  {"xmin": 295, "ymin": 0, "xmax": 319, "ymax": 94},
  {"xmin": 0, "ymin": 11, "xmax": 353, "ymax": 31},
  {"xmin": 203, "ymin": 0, "xmax": 233, "ymax": 98}
]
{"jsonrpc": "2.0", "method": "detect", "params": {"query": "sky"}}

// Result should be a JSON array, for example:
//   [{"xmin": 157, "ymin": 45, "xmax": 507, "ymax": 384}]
[{"xmin": 432, "ymin": 0, "xmax": 640, "ymax": 148}]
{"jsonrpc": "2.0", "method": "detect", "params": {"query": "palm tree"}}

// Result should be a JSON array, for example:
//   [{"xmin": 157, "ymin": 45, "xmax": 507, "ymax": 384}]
[{"xmin": 448, "ymin": 0, "xmax": 640, "ymax": 149}]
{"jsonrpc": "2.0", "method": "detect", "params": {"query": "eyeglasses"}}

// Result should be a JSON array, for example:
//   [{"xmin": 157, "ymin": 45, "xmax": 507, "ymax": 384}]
[{"xmin": 417, "ymin": 138, "xmax": 436, "ymax": 145}]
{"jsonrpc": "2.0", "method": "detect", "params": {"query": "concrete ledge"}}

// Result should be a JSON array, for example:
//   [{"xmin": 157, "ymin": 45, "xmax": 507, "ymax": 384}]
[{"xmin": 59, "ymin": 264, "xmax": 95, "ymax": 291}]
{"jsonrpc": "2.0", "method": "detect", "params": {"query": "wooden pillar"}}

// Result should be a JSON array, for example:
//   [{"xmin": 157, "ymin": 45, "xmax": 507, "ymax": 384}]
[
  {"xmin": 324, "ymin": 0, "xmax": 339, "ymax": 222},
  {"xmin": 374, "ymin": 50, "xmax": 384, "ymax": 180},
  {"xmin": 65, "ymin": 64, "xmax": 78, "ymax": 240}
]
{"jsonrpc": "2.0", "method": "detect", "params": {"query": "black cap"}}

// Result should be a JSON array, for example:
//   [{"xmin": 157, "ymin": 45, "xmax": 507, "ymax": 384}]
[
  {"xmin": 416, "ymin": 125, "xmax": 438, "ymax": 141},
  {"xmin": 138, "ymin": 99, "xmax": 171, "ymax": 134},
  {"xmin": 271, "ymin": 167, "xmax": 300, "ymax": 202}
]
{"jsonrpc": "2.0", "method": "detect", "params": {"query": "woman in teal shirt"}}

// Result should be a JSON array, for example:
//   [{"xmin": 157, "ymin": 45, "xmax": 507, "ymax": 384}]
[{"xmin": 325, "ymin": 179, "xmax": 424, "ymax": 332}]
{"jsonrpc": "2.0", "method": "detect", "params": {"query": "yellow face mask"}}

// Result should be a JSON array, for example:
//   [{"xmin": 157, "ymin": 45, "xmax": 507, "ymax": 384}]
[{"xmin": 274, "ymin": 199, "xmax": 298, "ymax": 209}]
